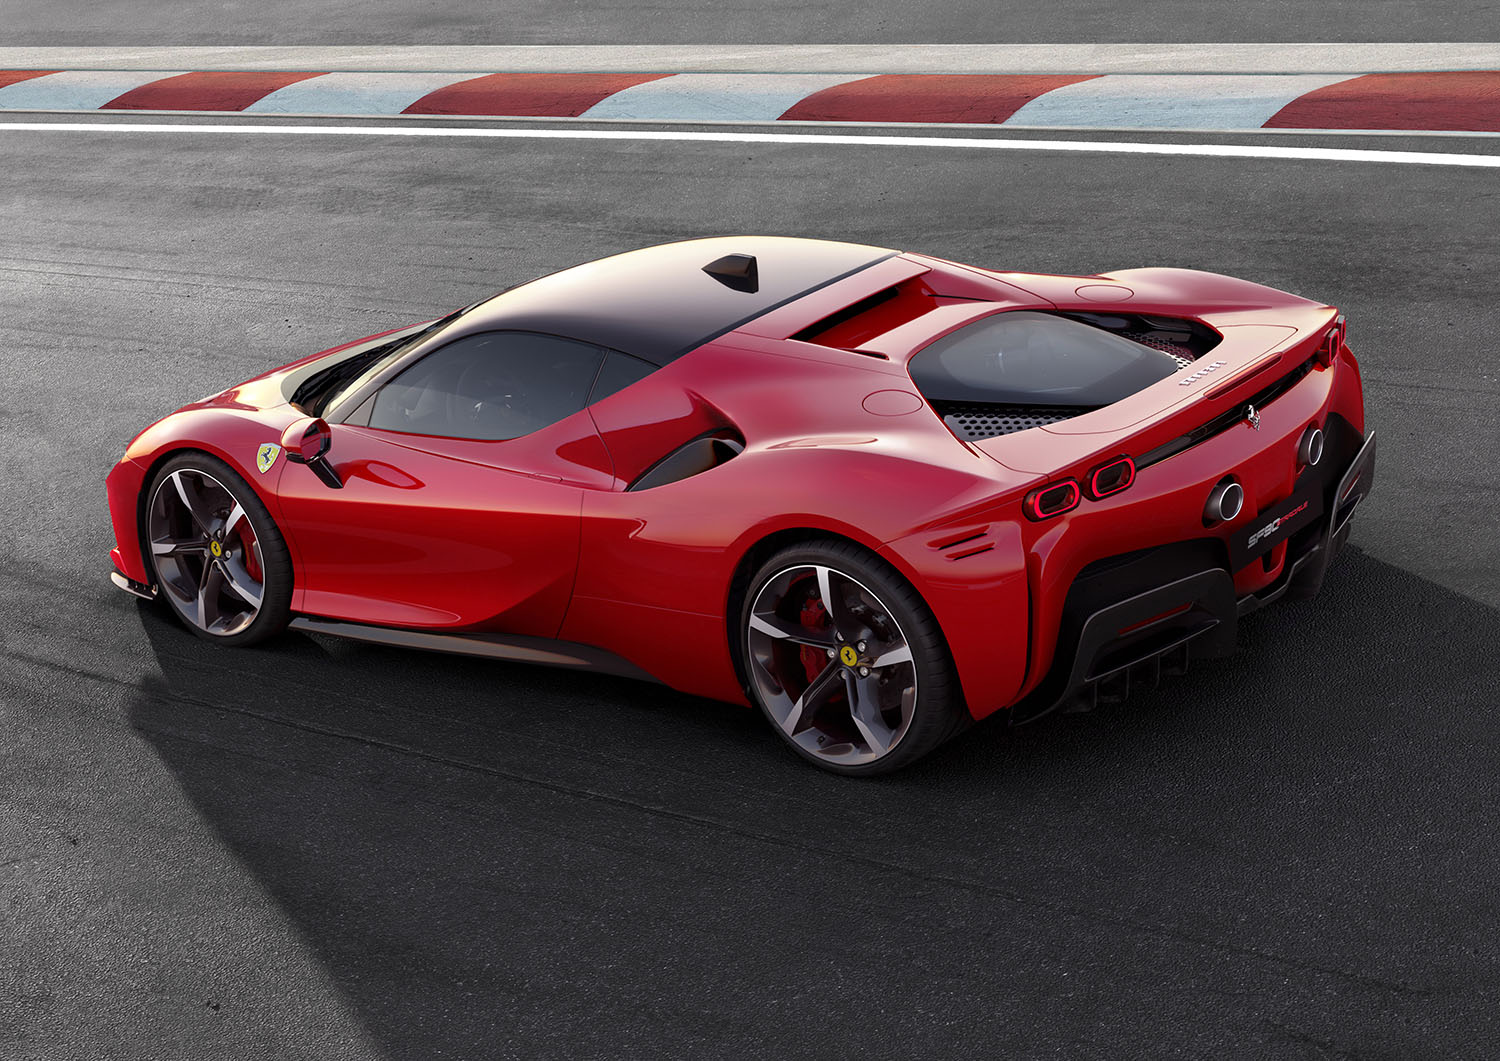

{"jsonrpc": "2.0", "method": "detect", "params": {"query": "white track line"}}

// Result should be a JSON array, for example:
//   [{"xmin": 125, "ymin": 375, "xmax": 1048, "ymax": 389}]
[{"xmin": 2, "ymin": 120, "xmax": 1498, "ymax": 168}]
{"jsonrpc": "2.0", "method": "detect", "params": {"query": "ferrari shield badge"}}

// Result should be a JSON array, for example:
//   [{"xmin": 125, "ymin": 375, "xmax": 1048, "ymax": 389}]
[{"xmin": 256, "ymin": 443, "xmax": 281, "ymax": 474}]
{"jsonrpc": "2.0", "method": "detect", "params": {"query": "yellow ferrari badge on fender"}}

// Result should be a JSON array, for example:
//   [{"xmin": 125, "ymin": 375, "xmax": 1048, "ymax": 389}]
[{"xmin": 256, "ymin": 443, "xmax": 281, "ymax": 474}]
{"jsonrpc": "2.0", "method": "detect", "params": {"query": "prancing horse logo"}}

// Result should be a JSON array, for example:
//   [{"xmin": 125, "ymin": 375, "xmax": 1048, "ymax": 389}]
[
  {"xmin": 1245, "ymin": 404, "xmax": 1261, "ymax": 431},
  {"xmin": 256, "ymin": 443, "xmax": 281, "ymax": 474}
]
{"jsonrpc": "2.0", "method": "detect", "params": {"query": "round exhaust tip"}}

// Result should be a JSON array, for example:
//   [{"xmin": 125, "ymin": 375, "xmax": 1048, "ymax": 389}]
[
  {"xmin": 1206, "ymin": 481, "xmax": 1244, "ymax": 523},
  {"xmin": 1299, "ymin": 426, "xmax": 1325, "ymax": 467}
]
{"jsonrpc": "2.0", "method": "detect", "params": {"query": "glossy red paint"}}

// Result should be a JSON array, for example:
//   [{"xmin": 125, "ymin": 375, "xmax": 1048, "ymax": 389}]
[
  {"xmin": 107, "ymin": 238, "xmax": 1367, "ymax": 722},
  {"xmin": 273, "ymin": 423, "xmax": 595, "ymax": 632}
]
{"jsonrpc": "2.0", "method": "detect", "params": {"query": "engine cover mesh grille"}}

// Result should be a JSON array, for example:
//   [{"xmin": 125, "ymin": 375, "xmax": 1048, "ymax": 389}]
[
  {"xmin": 1120, "ymin": 332, "xmax": 1194, "ymax": 367},
  {"xmin": 936, "ymin": 403, "xmax": 1088, "ymax": 441}
]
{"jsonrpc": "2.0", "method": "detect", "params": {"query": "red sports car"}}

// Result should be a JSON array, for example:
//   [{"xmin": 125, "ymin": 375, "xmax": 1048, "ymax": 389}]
[{"xmin": 106, "ymin": 236, "xmax": 1374, "ymax": 774}]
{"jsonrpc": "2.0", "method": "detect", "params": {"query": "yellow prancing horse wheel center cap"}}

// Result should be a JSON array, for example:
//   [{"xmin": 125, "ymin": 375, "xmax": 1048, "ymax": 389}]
[
  {"xmin": 210, "ymin": 540, "xmax": 223, "ymax": 558},
  {"xmin": 839, "ymin": 645, "xmax": 859, "ymax": 667}
]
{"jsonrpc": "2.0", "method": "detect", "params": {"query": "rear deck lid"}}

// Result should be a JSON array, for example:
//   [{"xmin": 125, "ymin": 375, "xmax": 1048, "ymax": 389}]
[{"xmin": 959, "ymin": 321, "xmax": 1317, "ymax": 473}]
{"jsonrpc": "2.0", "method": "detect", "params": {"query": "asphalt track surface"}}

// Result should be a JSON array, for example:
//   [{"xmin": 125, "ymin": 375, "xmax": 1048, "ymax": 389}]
[
  {"xmin": 3, "ymin": 0, "xmax": 1500, "ymax": 46},
  {"xmin": 3, "ymin": 116, "xmax": 1500, "ymax": 1058}
]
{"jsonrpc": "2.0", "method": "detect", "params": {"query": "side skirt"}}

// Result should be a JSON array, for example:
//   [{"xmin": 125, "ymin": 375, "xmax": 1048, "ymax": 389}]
[{"xmin": 288, "ymin": 616, "xmax": 661, "ymax": 685}]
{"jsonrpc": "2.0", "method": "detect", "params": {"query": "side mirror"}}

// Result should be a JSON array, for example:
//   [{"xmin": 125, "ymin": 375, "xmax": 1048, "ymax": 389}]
[{"xmin": 281, "ymin": 417, "xmax": 343, "ymax": 489}]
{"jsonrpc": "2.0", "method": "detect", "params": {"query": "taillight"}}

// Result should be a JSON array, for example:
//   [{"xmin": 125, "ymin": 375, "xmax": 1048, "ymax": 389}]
[
  {"xmin": 1316, "ymin": 315, "xmax": 1346, "ymax": 367},
  {"xmin": 1085, "ymin": 456, "xmax": 1135, "ymax": 500},
  {"xmin": 1023, "ymin": 480, "xmax": 1080, "ymax": 521}
]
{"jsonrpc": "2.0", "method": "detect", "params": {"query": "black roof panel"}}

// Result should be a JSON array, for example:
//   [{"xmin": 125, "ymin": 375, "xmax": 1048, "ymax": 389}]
[{"xmin": 447, "ymin": 236, "xmax": 896, "ymax": 365}]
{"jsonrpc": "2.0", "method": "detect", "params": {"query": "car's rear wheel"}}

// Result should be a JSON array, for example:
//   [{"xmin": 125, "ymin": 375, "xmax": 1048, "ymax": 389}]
[
  {"xmin": 145, "ymin": 453, "xmax": 293, "ymax": 645},
  {"xmin": 741, "ymin": 540, "xmax": 967, "ymax": 775}
]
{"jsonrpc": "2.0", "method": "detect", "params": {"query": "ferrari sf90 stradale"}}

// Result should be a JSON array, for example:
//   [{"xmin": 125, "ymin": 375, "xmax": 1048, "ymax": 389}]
[{"xmin": 107, "ymin": 236, "xmax": 1373, "ymax": 773}]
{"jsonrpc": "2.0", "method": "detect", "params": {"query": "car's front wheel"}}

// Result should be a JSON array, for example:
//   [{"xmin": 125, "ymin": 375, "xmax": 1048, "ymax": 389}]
[
  {"xmin": 741, "ymin": 540, "xmax": 967, "ymax": 775},
  {"xmin": 144, "ymin": 452, "xmax": 293, "ymax": 645}
]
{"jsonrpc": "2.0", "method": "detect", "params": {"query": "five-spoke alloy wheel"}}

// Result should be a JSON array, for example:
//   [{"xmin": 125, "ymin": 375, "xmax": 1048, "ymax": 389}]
[
  {"xmin": 742, "ymin": 540, "xmax": 965, "ymax": 774},
  {"xmin": 146, "ymin": 453, "xmax": 292, "ymax": 645}
]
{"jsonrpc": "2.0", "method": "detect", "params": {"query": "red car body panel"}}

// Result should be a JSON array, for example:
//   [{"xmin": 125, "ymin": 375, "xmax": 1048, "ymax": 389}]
[
  {"xmin": 107, "ymin": 237, "xmax": 1369, "ymax": 722},
  {"xmin": 272, "ymin": 424, "xmax": 596, "ymax": 633}
]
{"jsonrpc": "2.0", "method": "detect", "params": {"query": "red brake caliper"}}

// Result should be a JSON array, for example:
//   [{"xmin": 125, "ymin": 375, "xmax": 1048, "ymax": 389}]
[
  {"xmin": 237, "ymin": 522, "xmax": 264, "ymax": 581},
  {"xmin": 799, "ymin": 595, "xmax": 829, "ymax": 684}
]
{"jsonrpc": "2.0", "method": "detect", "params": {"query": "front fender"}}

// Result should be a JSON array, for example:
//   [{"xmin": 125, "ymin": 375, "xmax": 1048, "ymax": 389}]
[{"xmin": 107, "ymin": 403, "xmax": 303, "ymax": 586}]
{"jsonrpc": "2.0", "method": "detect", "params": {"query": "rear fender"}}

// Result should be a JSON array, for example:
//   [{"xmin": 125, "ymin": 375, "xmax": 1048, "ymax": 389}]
[{"xmin": 879, "ymin": 520, "xmax": 1030, "ymax": 720}]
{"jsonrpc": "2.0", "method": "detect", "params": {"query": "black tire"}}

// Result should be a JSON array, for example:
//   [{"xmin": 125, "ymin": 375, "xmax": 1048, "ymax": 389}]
[
  {"xmin": 739, "ymin": 539, "xmax": 967, "ymax": 776},
  {"xmin": 144, "ymin": 451, "xmax": 293, "ymax": 646}
]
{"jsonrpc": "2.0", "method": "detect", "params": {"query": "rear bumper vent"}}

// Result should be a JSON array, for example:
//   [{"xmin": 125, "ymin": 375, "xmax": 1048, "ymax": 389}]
[{"xmin": 933, "ymin": 402, "xmax": 1089, "ymax": 441}]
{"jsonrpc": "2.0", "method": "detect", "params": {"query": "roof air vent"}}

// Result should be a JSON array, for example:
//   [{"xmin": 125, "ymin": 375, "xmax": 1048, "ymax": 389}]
[{"xmin": 703, "ymin": 253, "xmax": 759, "ymax": 293}]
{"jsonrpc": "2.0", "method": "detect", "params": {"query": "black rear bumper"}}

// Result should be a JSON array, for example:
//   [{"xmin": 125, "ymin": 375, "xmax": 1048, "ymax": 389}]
[{"xmin": 1011, "ymin": 425, "xmax": 1376, "ymax": 722}]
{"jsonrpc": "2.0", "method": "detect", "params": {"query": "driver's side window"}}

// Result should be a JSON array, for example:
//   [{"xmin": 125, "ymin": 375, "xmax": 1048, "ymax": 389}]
[{"xmin": 368, "ymin": 331, "xmax": 604, "ymax": 441}]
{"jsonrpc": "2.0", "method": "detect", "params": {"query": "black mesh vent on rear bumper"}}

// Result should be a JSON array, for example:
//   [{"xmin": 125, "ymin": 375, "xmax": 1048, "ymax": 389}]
[{"xmin": 934, "ymin": 402, "xmax": 1090, "ymax": 440}]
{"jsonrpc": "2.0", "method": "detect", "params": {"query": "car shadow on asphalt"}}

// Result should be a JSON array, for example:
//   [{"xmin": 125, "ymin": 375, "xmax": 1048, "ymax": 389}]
[{"xmin": 123, "ymin": 547, "xmax": 1500, "ymax": 1056}]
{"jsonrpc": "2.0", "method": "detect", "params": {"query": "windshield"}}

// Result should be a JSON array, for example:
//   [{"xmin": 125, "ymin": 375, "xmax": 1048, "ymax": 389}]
[
  {"xmin": 907, "ymin": 311, "xmax": 1181, "ymax": 408},
  {"xmin": 306, "ymin": 305, "xmax": 475, "ymax": 416}
]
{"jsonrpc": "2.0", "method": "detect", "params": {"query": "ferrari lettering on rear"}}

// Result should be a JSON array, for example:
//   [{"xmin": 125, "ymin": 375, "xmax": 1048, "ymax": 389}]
[{"xmin": 1177, "ymin": 359, "xmax": 1227, "ymax": 386}]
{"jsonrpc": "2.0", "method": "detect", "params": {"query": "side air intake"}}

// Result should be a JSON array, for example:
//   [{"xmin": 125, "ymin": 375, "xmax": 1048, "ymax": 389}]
[{"xmin": 627, "ymin": 431, "xmax": 745, "ymax": 491}]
